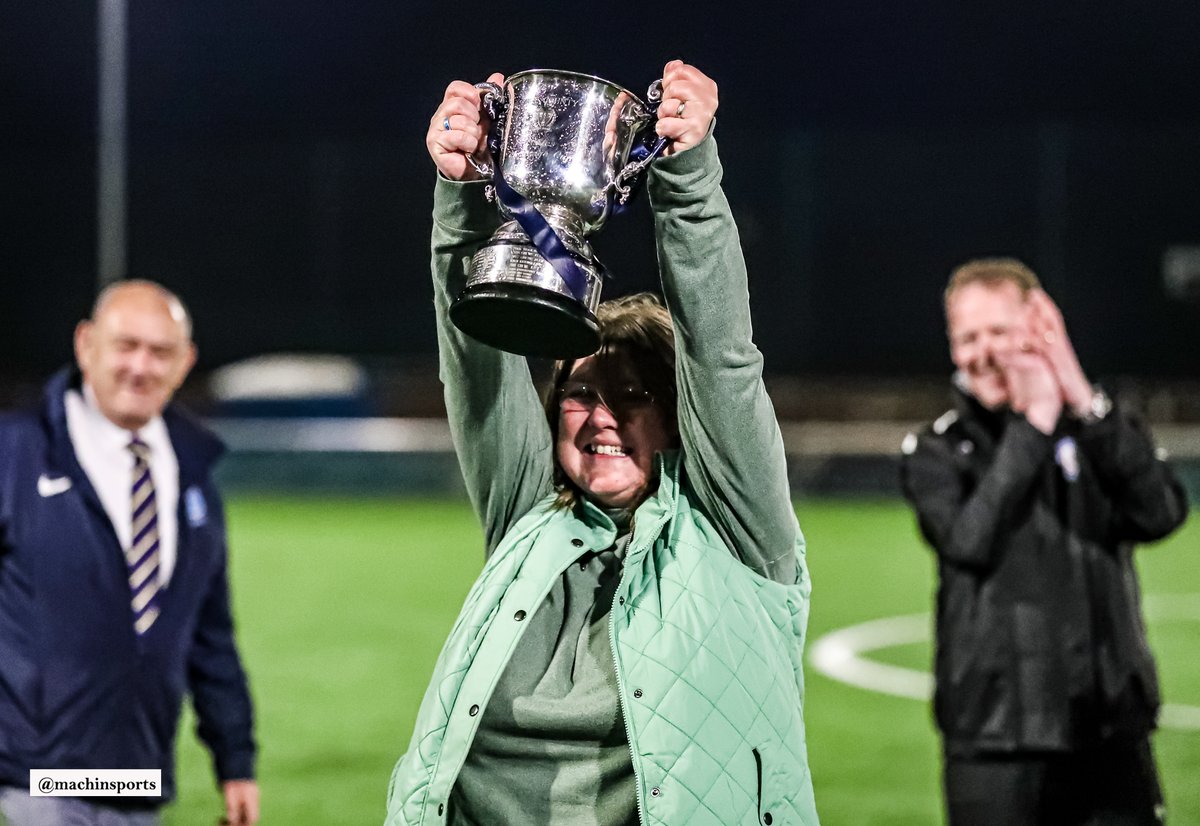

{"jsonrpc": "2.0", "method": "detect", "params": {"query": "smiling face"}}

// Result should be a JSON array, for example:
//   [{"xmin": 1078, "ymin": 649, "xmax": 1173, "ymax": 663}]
[
  {"xmin": 74, "ymin": 282, "xmax": 197, "ymax": 431},
  {"xmin": 554, "ymin": 353, "xmax": 677, "ymax": 510},
  {"xmin": 946, "ymin": 280, "xmax": 1030, "ymax": 409}
]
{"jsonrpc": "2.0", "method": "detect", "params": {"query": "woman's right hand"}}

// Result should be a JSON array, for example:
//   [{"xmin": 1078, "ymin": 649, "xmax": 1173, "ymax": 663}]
[{"xmin": 426, "ymin": 72, "xmax": 505, "ymax": 181}]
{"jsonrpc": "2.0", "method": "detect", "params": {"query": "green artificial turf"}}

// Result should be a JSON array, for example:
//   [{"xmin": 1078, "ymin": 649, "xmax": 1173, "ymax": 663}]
[{"xmin": 163, "ymin": 497, "xmax": 1199, "ymax": 825}]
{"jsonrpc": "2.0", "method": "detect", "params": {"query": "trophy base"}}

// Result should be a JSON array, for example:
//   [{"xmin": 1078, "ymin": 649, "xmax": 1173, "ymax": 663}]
[{"xmin": 450, "ymin": 282, "xmax": 601, "ymax": 360}]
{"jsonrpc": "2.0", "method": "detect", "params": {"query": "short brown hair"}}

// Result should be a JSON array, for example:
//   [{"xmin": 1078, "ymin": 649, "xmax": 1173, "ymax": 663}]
[
  {"xmin": 944, "ymin": 258, "xmax": 1041, "ymax": 310},
  {"xmin": 542, "ymin": 292, "xmax": 679, "ymax": 509}
]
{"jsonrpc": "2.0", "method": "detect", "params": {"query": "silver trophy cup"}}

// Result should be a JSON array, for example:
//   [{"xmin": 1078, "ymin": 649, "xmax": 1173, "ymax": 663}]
[{"xmin": 449, "ymin": 69, "xmax": 663, "ymax": 359}]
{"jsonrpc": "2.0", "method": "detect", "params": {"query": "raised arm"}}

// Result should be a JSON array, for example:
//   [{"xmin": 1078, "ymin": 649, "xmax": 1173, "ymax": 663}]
[
  {"xmin": 427, "ymin": 78, "xmax": 554, "ymax": 553},
  {"xmin": 647, "ymin": 62, "xmax": 798, "ymax": 585},
  {"xmin": 1075, "ymin": 408, "xmax": 1188, "ymax": 543},
  {"xmin": 1022, "ymin": 289, "xmax": 1188, "ymax": 543},
  {"xmin": 902, "ymin": 415, "xmax": 1053, "ymax": 571}
]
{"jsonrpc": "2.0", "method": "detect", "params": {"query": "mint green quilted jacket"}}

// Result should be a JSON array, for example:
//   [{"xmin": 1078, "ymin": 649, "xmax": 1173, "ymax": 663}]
[
  {"xmin": 386, "ymin": 134, "xmax": 818, "ymax": 825},
  {"xmin": 386, "ymin": 453, "xmax": 816, "ymax": 825}
]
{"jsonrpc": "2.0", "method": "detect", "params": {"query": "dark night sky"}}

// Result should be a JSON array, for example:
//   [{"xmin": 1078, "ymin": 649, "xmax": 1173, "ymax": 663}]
[{"xmin": 3, "ymin": 1, "xmax": 1199, "ymax": 383}]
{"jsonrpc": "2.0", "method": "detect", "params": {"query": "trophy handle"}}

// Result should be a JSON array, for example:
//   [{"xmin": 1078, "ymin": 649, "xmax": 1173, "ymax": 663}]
[
  {"xmin": 646, "ymin": 78, "xmax": 664, "ymax": 106},
  {"xmin": 609, "ymin": 79, "xmax": 670, "ymax": 206},
  {"xmin": 464, "ymin": 81, "xmax": 506, "ymax": 183}
]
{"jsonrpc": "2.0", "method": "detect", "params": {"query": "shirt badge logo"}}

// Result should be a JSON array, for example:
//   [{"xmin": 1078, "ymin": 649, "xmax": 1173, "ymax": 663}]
[
  {"xmin": 1055, "ymin": 436, "xmax": 1080, "ymax": 482},
  {"xmin": 37, "ymin": 474, "xmax": 73, "ymax": 498},
  {"xmin": 185, "ymin": 486, "xmax": 208, "ymax": 526}
]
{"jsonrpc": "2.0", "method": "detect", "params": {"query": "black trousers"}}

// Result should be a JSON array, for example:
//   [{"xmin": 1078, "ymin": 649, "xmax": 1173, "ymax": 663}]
[{"xmin": 944, "ymin": 738, "xmax": 1164, "ymax": 826}]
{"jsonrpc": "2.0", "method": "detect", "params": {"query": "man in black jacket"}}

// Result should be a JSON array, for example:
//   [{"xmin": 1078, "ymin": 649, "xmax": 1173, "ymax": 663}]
[{"xmin": 901, "ymin": 258, "xmax": 1188, "ymax": 825}]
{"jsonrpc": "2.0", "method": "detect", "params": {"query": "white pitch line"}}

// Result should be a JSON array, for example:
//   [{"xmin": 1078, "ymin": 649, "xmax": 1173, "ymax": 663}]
[
  {"xmin": 809, "ymin": 613, "xmax": 933, "ymax": 701},
  {"xmin": 808, "ymin": 596, "xmax": 1200, "ymax": 732}
]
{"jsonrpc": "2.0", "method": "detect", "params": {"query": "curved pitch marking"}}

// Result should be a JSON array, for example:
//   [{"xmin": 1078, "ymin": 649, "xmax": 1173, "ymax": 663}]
[{"xmin": 808, "ymin": 596, "xmax": 1200, "ymax": 731}]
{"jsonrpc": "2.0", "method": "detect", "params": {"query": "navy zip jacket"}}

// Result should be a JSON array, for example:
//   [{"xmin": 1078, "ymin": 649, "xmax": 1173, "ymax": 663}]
[{"xmin": 0, "ymin": 369, "xmax": 256, "ymax": 804}]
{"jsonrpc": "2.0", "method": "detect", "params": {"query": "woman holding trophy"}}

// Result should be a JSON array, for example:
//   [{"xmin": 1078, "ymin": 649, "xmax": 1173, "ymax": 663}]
[{"xmin": 386, "ymin": 61, "xmax": 819, "ymax": 826}]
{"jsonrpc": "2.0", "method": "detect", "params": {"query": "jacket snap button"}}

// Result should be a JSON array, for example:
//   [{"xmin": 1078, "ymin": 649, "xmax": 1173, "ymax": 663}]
[
  {"xmin": 633, "ymin": 688, "xmax": 643, "ymax": 699},
  {"xmin": 514, "ymin": 609, "xmax": 526, "ymax": 621},
  {"xmin": 618, "ymin": 596, "xmax": 625, "ymax": 605},
  {"xmin": 469, "ymin": 704, "xmax": 479, "ymax": 716},
  {"xmin": 650, "ymin": 787, "xmax": 661, "ymax": 797},
  {"xmin": 437, "ymin": 803, "xmax": 444, "ymax": 816},
  {"xmin": 763, "ymin": 814, "xmax": 772, "ymax": 825},
  {"xmin": 571, "ymin": 538, "xmax": 584, "ymax": 547}
]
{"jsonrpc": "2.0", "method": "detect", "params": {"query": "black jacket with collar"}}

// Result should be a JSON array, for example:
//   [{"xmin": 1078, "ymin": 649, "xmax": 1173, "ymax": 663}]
[{"xmin": 901, "ymin": 385, "xmax": 1187, "ymax": 754}]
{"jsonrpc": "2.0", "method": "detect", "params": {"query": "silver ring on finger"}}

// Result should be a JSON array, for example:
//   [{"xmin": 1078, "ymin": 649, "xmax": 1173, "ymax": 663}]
[
  {"xmin": 443, "ymin": 116, "xmax": 451, "ymax": 131},
  {"xmin": 675, "ymin": 101, "xmax": 686, "ymax": 118}
]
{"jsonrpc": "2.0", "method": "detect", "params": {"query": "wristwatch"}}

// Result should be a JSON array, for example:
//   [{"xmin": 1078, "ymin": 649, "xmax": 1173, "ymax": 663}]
[{"xmin": 1078, "ymin": 386, "xmax": 1113, "ymax": 425}]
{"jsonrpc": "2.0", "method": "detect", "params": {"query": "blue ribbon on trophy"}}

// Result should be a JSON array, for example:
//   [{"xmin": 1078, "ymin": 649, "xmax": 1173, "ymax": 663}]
[{"xmin": 491, "ymin": 171, "xmax": 594, "ymax": 304}]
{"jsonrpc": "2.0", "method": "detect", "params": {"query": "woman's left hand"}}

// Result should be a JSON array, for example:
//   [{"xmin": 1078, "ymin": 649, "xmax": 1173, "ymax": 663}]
[{"xmin": 655, "ymin": 60, "xmax": 719, "ymax": 156}]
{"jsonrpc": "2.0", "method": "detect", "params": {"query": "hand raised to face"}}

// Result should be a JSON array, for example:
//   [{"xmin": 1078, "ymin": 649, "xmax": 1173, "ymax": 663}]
[
  {"xmin": 999, "ymin": 338, "xmax": 1063, "ymax": 435},
  {"xmin": 1023, "ymin": 289, "xmax": 1093, "ymax": 416}
]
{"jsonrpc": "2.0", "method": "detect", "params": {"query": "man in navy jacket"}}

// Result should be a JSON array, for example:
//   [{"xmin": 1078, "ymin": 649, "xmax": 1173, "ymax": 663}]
[{"xmin": 0, "ymin": 281, "xmax": 258, "ymax": 825}]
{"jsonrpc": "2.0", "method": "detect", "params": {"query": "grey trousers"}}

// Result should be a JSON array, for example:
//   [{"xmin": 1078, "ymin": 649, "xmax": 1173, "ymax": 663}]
[{"xmin": 0, "ymin": 788, "xmax": 158, "ymax": 826}]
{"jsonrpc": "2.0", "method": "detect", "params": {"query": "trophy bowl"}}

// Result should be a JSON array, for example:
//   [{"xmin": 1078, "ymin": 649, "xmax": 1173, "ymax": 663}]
[{"xmin": 449, "ymin": 69, "xmax": 663, "ymax": 359}]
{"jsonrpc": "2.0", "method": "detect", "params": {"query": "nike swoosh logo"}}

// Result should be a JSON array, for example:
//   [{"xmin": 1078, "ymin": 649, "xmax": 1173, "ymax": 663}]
[{"xmin": 37, "ymin": 474, "xmax": 73, "ymax": 497}]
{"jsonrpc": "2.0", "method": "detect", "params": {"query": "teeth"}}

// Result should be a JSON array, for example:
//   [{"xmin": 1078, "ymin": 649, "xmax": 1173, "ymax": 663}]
[{"xmin": 592, "ymin": 444, "xmax": 626, "ymax": 456}]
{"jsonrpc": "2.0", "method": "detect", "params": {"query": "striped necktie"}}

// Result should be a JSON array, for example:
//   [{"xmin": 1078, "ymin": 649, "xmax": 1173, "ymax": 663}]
[{"xmin": 128, "ymin": 437, "xmax": 162, "ymax": 634}]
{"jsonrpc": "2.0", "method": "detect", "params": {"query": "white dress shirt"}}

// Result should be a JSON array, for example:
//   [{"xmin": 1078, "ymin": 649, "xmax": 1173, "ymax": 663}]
[{"xmin": 65, "ymin": 385, "xmax": 179, "ymax": 585}]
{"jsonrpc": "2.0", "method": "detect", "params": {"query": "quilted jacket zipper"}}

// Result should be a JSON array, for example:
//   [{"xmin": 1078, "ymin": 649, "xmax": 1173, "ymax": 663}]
[
  {"xmin": 609, "ymin": 509, "xmax": 671, "ymax": 826},
  {"xmin": 610, "ymin": 614, "xmax": 646, "ymax": 826}
]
